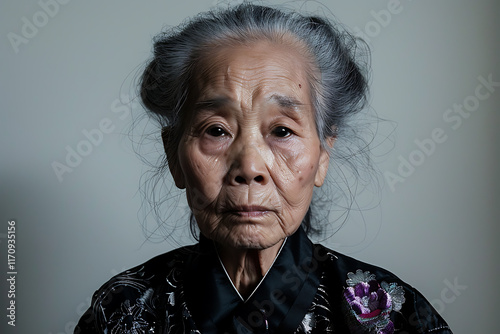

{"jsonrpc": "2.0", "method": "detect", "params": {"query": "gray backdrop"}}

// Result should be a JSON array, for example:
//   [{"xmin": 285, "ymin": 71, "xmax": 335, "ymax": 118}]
[{"xmin": 1, "ymin": 0, "xmax": 499, "ymax": 333}]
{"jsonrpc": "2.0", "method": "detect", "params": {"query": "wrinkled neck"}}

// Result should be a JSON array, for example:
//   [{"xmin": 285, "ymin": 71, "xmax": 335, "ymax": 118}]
[{"xmin": 216, "ymin": 239, "xmax": 286, "ymax": 300}]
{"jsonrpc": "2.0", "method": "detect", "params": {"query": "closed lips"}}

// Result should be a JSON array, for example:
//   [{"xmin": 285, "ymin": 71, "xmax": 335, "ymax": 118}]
[{"xmin": 227, "ymin": 206, "xmax": 272, "ymax": 216}]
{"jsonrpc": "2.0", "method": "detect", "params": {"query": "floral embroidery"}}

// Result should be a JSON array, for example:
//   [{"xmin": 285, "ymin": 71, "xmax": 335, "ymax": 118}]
[
  {"xmin": 108, "ymin": 299, "xmax": 152, "ymax": 334},
  {"xmin": 343, "ymin": 270, "xmax": 405, "ymax": 334}
]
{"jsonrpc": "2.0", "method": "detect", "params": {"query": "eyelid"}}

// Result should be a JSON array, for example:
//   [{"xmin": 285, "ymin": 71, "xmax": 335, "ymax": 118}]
[{"xmin": 190, "ymin": 111, "xmax": 231, "ymax": 134}]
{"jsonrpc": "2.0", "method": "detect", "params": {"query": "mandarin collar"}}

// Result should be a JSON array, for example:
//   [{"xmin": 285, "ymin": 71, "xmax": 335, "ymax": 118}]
[{"xmin": 183, "ymin": 227, "xmax": 321, "ymax": 334}]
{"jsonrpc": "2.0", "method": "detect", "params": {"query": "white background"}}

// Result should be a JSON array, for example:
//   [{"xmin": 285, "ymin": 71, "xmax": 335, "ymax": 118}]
[{"xmin": 1, "ymin": 0, "xmax": 499, "ymax": 333}]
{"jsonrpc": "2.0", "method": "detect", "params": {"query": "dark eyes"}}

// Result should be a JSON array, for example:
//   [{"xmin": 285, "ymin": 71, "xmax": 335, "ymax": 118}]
[
  {"xmin": 272, "ymin": 126, "xmax": 293, "ymax": 138},
  {"xmin": 205, "ymin": 126, "xmax": 227, "ymax": 137},
  {"xmin": 205, "ymin": 125, "xmax": 293, "ymax": 138}
]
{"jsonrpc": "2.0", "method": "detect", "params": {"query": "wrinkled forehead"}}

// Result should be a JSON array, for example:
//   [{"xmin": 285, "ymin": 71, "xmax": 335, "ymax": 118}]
[{"xmin": 189, "ymin": 38, "xmax": 315, "ymax": 106}]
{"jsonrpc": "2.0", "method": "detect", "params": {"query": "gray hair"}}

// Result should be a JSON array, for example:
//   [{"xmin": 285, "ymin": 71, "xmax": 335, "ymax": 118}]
[{"xmin": 140, "ymin": 3, "xmax": 369, "ymax": 155}]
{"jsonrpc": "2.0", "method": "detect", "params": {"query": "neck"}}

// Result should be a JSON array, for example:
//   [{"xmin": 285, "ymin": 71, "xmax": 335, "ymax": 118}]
[{"xmin": 216, "ymin": 240, "xmax": 285, "ymax": 299}]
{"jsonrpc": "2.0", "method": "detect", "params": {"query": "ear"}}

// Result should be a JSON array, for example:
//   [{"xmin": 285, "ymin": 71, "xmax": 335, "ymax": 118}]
[
  {"xmin": 161, "ymin": 127, "xmax": 186, "ymax": 189},
  {"xmin": 314, "ymin": 136, "xmax": 335, "ymax": 187}
]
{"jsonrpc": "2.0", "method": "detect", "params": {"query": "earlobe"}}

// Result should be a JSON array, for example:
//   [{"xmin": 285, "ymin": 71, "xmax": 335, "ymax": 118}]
[
  {"xmin": 314, "ymin": 137, "xmax": 335, "ymax": 187},
  {"xmin": 162, "ymin": 127, "xmax": 186, "ymax": 189}
]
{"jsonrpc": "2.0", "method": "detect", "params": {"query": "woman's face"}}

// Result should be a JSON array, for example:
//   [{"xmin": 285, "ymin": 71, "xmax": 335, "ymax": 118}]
[{"xmin": 170, "ymin": 39, "xmax": 331, "ymax": 250}]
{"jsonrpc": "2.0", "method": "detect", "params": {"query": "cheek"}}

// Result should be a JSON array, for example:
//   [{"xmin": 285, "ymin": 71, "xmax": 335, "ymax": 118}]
[
  {"xmin": 272, "ymin": 144, "xmax": 321, "ymax": 216},
  {"xmin": 179, "ymin": 144, "xmax": 225, "ymax": 206},
  {"xmin": 276, "ymin": 145, "xmax": 321, "ymax": 187}
]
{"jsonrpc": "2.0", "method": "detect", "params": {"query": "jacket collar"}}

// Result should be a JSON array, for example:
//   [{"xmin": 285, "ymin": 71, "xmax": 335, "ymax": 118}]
[{"xmin": 183, "ymin": 227, "xmax": 321, "ymax": 334}]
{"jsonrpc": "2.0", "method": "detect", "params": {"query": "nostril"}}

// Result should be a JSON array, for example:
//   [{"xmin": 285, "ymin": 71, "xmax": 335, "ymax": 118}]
[
  {"xmin": 235, "ymin": 176, "xmax": 246, "ymax": 184},
  {"xmin": 233, "ymin": 175, "xmax": 265, "ymax": 184},
  {"xmin": 254, "ymin": 175, "xmax": 264, "ymax": 183}
]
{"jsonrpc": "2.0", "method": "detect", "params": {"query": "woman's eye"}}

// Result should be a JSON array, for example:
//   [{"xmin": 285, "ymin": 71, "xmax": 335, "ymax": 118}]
[
  {"xmin": 272, "ymin": 126, "xmax": 293, "ymax": 138},
  {"xmin": 206, "ymin": 126, "xmax": 226, "ymax": 137}
]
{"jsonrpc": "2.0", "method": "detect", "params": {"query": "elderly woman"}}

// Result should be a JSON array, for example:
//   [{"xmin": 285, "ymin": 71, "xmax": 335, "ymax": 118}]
[{"xmin": 76, "ymin": 4, "xmax": 452, "ymax": 334}]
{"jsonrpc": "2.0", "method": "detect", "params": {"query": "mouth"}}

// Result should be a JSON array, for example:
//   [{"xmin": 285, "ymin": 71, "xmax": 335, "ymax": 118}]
[{"xmin": 225, "ymin": 205, "xmax": 272, "ymax": 218}]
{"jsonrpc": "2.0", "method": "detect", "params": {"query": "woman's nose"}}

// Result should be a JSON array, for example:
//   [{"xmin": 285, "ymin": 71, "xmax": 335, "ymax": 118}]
[{"xmin": 228, "ymin": 142, "xmax": 269, "ymax": 186}]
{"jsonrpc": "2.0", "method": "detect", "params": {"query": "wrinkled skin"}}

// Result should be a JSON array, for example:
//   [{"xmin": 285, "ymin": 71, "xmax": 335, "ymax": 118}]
[{"xmin": 167, "ymin": 39, "xmax": 332, "ymax": 296}]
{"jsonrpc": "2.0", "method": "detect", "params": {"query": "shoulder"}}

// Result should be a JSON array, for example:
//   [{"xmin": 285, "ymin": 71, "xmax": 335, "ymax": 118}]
[
  {"xmin": 315, "ymin": 244, "xmax": 404, "ymax": 283},
  {"xmin": 314, "ymin": 244, "xmax": 453, "ymax": 333},
  {"xmin": 75, "ymin": 245, "xmax": 196, "ymax": 334},
  {"xmin": 93, "ymin": 244, "xmax": 195, "ymax": 298}
]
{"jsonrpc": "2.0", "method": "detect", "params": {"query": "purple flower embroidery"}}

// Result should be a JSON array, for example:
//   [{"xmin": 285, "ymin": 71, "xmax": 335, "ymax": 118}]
[{"xmin": 343, "ymin": 270, "xmax": 405, "ymax": 334}]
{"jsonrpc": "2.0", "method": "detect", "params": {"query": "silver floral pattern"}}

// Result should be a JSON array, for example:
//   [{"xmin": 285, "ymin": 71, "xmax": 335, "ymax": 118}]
[
  {"xmin": 76, "ymin": 244, "xmax": 451, "ymax": 334},
  {"xmin": 108, "ymin": 299, "xmax": 152, "ymax": 334}
]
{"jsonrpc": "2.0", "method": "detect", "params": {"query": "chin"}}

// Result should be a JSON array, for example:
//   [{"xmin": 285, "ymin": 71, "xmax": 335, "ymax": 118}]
[{"xmin": 214, "ymin": 226, "xmax": 284, "ymax": 251}]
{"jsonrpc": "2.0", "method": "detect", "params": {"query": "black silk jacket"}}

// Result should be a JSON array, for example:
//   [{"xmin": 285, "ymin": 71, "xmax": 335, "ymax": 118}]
[{"xmin": 75, "ymin": 228, "xmax": 452, "ymax": 334}]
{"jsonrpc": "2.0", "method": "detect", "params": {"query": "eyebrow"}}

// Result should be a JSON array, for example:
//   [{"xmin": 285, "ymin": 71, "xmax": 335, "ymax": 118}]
[
  {"xmin": 268, "ymin": 94, "xmax": 304, "ymax": 109},
  {"xmin": 194, "ymin": 96, "xmax": 231, "ymax": 111},
  {"xmin": 193, "ymin": 94, "xmax": 306, "ymax": 118},
  {"xmin": 268, "ymin": 94, "xmax": 307, "ymax": 122}
]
